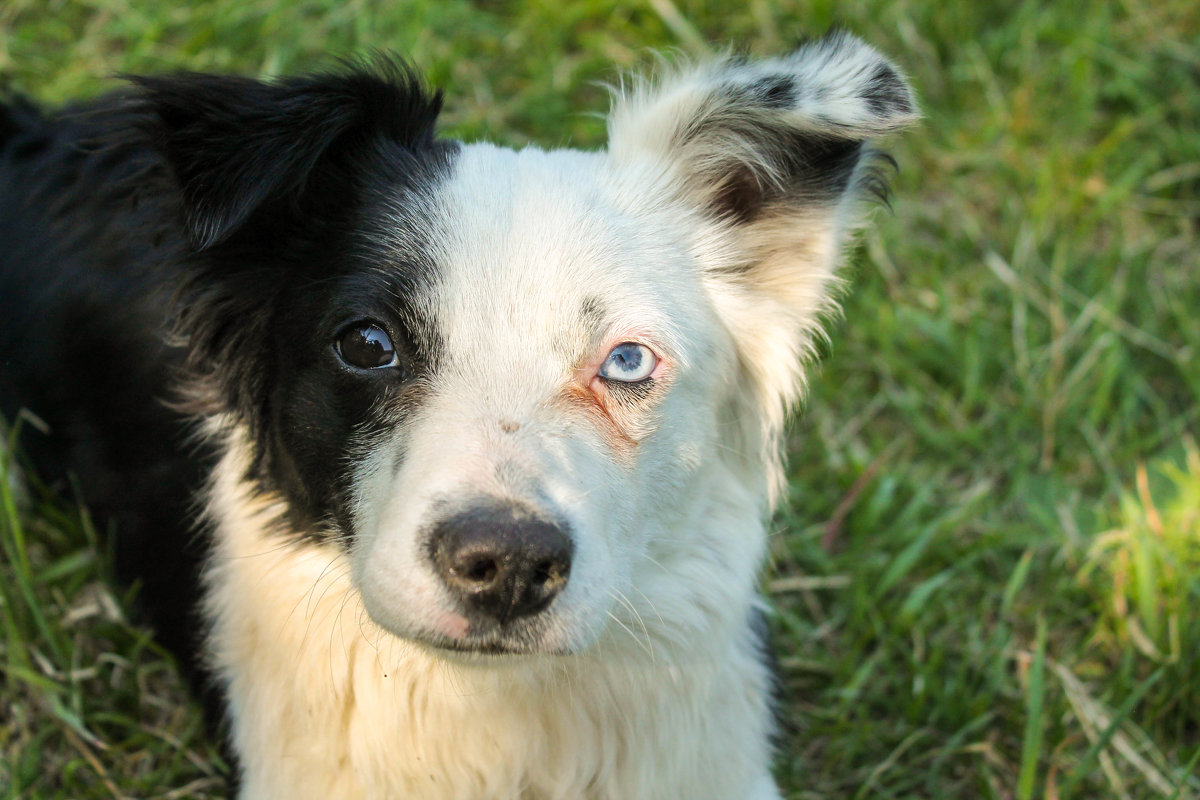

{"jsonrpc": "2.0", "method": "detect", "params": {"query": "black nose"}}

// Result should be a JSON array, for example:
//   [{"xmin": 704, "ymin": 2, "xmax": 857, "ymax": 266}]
[{"xmin": 429, "ymin": 504, "xmax": 573, "ymax": 625}]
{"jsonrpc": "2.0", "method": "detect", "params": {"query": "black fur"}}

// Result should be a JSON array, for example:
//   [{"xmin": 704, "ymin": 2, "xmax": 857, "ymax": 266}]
[
  {"xmin": 0, "ymin": 83, "xmax": 227, "ymax": 757},
  {"xmin": 862, "ymin": 61, "xmax": 913, "ymax": 117},
  {"xmin": 136, "ymin": 60, "xmax": 457, "ymax": 535},
  {"xmin": 747, "ymin": 75, "xmax": 798, "ymax": 109},
  {"xmin": 751, "ymin": 608, "xmax": 791, "ymax": 749},
  {"xmin": 678, "ymin": 95, "xmax": 868, "ymax": 224},
  {"xmin": 0, "ymin": 58, "xmax": 454, "ymax": 782}
]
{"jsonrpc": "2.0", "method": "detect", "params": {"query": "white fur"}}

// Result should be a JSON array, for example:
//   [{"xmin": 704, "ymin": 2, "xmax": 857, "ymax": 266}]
[
  {"xmin": 202, "ymin": 33, "xmax": 915, "ymax": 799},
  {"xmin": 206, "ymin": 430, "xmax": 778, "ymax": 799}
]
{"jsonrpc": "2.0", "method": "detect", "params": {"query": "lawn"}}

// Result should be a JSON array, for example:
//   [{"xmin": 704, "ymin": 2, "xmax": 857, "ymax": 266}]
[{"xmin": 2, "ymin": 0, "xmax": 1198, "ymax": 797}]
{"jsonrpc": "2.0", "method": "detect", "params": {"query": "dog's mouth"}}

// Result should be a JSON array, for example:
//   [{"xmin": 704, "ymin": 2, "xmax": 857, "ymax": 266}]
[
  {"xmin": 418, "ymin": 630, "xmax": 574, "ymax": 659},
  {"xmin": 388, "ymin": 604, "xmax": 575, "ymax": 658},
  {"xmin": 429, "ymin": 638, "xmax": 572, "ymax": 658}
]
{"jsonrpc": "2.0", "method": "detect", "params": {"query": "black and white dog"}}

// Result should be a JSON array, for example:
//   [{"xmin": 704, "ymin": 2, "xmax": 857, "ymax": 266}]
[{"xmin": 0, "ymin": 33, "xmax": 915, "ymax": 799}]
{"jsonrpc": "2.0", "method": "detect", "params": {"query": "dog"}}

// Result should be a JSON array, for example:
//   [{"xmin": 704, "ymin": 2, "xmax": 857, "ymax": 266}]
[{"xmin": 0, "ymin": 32, "xmax": 915, "ymax": 799}]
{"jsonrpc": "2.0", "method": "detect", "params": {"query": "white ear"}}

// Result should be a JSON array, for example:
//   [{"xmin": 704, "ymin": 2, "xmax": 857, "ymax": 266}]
[{"xmin": 607, "ymin": 32, "xmax": 919, "ymax": 500}]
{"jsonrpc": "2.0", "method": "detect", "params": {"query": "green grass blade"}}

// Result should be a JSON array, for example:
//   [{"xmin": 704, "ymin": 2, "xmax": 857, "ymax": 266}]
[
  {"xmin": 1058, "ymin": 667, "xmax": 1165, "ymax": 799},
  {"xmin": 1017, "ymin": 617, "xmax": 1047, "ymax": 800}
]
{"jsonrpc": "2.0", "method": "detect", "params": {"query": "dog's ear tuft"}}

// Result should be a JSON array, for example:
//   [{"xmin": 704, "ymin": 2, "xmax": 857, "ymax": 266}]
[
  {"xmin": 607, "ymin": 32, "xmax": 917, "ymax": 222},
  {"xmin": 131, "ymin": 57, "xmax": 443, "ymax": 248},
  {"xmin": 607, "ymin": 33, "xmax": 918, "ymax": 499}
]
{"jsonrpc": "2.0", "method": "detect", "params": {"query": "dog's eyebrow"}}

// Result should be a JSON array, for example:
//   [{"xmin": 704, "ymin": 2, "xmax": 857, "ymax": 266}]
[
  {"xmin": 580, "ymin": 296, "xmax": 606, "ymax": 329},
  {"xmin": 553, "ymin": 296, "xmax": 609, "ymax": 366}
]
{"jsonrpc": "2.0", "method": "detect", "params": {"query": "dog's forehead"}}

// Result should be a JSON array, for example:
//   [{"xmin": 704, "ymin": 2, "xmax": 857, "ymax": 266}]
[{"xmin": 402, "ymin": 142, "xmax": 697, "ymax": 366}]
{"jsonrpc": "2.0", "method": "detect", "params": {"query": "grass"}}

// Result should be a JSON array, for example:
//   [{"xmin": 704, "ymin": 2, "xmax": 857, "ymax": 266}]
[
  {"xmin": 1, "ymin": 0, "xmax": 1198, "ymax": 797},
  {"xmin": 1, "ymin": 421, "xmax": 223, "ymax": 798}
]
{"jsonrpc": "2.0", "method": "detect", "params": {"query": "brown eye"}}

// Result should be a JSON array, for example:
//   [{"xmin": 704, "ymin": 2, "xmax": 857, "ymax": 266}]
[{"xmin": 336, "ymin": 322, "xmax": 396, "ymax": 369}]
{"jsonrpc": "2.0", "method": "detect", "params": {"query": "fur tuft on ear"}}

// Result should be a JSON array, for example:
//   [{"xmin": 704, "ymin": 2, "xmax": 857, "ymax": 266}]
[
  {"xmin": 132, "ymin": 56, "xmax": 442, "ymax": 249},
  {"xmin": 607, "ymin": 32, "xmax": 918, "ymax": 501},
  {"xmin": 608, "ymin": 31, "xmax": 916, "ymax": 222}
]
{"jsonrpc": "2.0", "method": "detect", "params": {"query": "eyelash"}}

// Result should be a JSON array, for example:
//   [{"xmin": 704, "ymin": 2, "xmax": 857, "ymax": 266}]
[{"xmin": 601, "ymin": 376, "xmax": 656, "ymax": 401}]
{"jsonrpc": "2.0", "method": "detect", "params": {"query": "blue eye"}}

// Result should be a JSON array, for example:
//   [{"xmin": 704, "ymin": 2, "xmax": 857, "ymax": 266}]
[{"xmin": 598, "ymin": 342, "xmax": 657, "ymax": 383}]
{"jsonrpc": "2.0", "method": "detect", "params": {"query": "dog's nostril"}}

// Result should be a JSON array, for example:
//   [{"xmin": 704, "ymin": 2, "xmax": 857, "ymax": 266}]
[
  {"xmin": 531, "ymin": 560, "xmax": 565, "ymax": 589},
  {"xmin": 458, "ymin": 557, "xmax": 499, "ymax": 585}
]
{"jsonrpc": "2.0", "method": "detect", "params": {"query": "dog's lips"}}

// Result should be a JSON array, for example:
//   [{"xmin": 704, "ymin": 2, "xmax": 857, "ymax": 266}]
[
  {"xmin": 437, "ymin": 639, "xmax": 527, "ymax": 656},
  {"xmin": 415, "ymin": 615, "xmax": 572, "ymax": 658},
  {"xmin": 427, "ymin": 637, "xmax": 572, "ymax": 659}
]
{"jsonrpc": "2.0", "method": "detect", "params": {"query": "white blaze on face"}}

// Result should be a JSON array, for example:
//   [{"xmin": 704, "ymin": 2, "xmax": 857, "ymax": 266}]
[{"xmin": 348, "ymin": 143, "xmax": 727, "ymax": 654}]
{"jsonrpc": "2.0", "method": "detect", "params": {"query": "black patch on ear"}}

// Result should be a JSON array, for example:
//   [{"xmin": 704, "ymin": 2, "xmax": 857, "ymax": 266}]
[
  {"xmin": 132, "ymin": 57, "xmax": 443, "ymax": 248},
  {"xmin": 862, "ymin": 62, "xmax": 912, "ymax": 117},
  {"xmin": 750, "ymin": 76, "xmax": 797, "ymax": 109},
  {"xmin": 713, "ymin": 164, "xmax": 766, "ymax": 224},
  {"xmin": 710, "ymin": 130, "xmax": 864, "ymax": 223},
  {"xmin": 785, "ymin": 133, "xmax": 864, "ymax": 198}
]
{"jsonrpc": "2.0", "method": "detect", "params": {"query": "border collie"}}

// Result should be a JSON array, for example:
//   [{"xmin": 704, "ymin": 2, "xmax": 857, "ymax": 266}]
[{"xmin": 0, "ymin": 33, "xmax": 915, "ymax": 799}]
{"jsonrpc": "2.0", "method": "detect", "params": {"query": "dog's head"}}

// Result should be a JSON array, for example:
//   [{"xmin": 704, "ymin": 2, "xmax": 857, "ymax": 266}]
[{"xmin": 140, "ymin": 35, "xmax": 916, "ymax": 657}]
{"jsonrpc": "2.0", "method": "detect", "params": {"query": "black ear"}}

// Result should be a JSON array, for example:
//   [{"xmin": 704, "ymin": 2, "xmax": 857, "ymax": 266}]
[
  {"xmin": 132, "ymin": 57, "xmax": 443, "ymax": 248},
  {"xmin": 128, "ymin": 59, "xmax": 448, "ymax": 433}
]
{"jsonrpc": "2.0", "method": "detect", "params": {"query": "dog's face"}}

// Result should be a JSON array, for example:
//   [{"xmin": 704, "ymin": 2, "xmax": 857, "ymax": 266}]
[
  {"xmin": 143, "ymin": 35, "xmax": 915, "ymax": 656},
  {"xmin": 346, "ymin": 144, "xmax": 738, "ymax": 654}
]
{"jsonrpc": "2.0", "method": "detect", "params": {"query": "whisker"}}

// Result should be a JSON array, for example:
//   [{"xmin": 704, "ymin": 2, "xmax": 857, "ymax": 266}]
[
  {"xmin": 609, "ymin": 587, "xmax": 657, "ymax": 665},
  {"xmin": 604, "ymin": 609, "xmax": 654, "ymax": 659}
]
